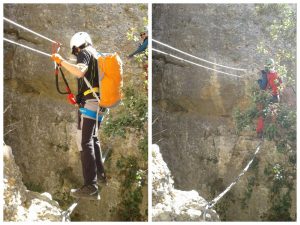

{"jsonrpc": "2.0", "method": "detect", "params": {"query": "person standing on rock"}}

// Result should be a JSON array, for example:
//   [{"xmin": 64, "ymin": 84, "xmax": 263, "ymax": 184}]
[
  {"xmin": 256, "ymin": 58, "xmax": 282, "ymax": 138},
  {"xmin": 51, "ymin": 32, "xmax": 107, "ymax": 199}
]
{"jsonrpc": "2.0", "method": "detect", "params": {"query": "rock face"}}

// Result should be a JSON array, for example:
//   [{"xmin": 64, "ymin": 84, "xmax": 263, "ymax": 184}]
[
  {"xmin": 4, "ymin": 4, "xmax": 147, "ymax": 221},
  {"xmin": 4, "ymin": 145, "xmax": 66, "ymax": 222},
  {"xmin": 153, "ymin": 4, "xmax": 296, "ymax": 221},
  {"xmin": 153, "ymin": 4, "xmax": 295, "ymax": 117},
  {"xmin": 152, "ymin": 144, "xmax": 219, "ymax": 221}
]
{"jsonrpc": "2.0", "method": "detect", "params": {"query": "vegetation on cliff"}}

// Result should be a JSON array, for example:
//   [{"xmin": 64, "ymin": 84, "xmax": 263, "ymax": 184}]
[
  {"xmin": 233, "ymin": 4, "xmax": 296, "ymax": 221},
  {"xmin": 102, "ymin": 20, "xmax": 148, "ymax": 221}
]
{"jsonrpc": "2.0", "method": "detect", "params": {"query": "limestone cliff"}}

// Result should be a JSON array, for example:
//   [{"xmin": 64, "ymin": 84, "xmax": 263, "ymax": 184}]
[
  {"xmin": 152, "ymin": 144, "xmax": 219, "ymax": 221},
  {"xmin": 4, "ymin": 4, "xmax": 147, "ymax": 221},
  {"xmin": 153, "ymin": 4, "xmax": 296, "ymax": 221}
]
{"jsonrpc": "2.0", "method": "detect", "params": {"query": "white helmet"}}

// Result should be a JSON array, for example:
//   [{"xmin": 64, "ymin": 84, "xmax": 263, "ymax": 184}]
[{"xmin": 70, "ymin": 32, "xmax": 92, "ymax": 50}]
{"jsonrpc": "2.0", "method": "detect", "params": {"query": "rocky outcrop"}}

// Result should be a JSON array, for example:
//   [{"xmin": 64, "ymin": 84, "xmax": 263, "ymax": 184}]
[
  {"xmin": 152, "ymin": 144, "xmax": 219, "ymax": 221},
  {"xmin": 4, "ymin": 145, "xmax": 66, "ymax": 222}
]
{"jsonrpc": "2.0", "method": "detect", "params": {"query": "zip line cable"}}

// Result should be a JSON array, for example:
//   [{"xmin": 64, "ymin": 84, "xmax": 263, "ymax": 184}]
[
  {"xmin": 153, "ymin": 48, "xmax": 243, "ymax": 78},
  {"xmin": 4, "ymin": 17, "xmax": 58, "ymax": 44},
  {"xmin": 4, "ymin": 37, "xmax": 51, "ymax": 57},
  {"xmin": 203, "ymin": 140, "xmax": 263, "ymax": 221},
  {"xmin": 153, "ymin": 39, "xmax": 247, "ymax": 71}
]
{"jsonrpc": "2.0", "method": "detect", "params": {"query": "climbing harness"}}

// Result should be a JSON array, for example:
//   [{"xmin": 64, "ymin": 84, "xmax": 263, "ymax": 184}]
[
  {"xmin": 83, "ymin": 87, "xmax": 100, "ymax": 96},
  {"xmin": 79, "ymin": 107, "xmax": 103, "ymax": 121},
  {"xmin": 153, "ymin": 48, "xmax": 243, "ymax": 78},
  {"xmin": 153, "ymin": 39, "xmax": 247, "ymax": 71},
  {"xmin": 79, "ymin": 47, "xmax": 123, "ymax": 137},
  {"xmin": 203, "ymin": 139, "xmax": 264, "ymax": 221}
]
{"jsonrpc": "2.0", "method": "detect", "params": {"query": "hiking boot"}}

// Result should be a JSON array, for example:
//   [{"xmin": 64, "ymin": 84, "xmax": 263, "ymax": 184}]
[
  {"xmin": 97, "ymin": 172, "xmax": 108, "ymax": 185},
  {"xmin": 70, "ymin": 185, "xmax": 100, "ymax": 200}
]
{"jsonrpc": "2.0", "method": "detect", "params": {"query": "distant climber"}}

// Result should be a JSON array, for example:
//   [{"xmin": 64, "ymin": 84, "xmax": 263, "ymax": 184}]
[
  {"xmin": 128, "ymin": 30, "xmax": 148, "ymax": 58},
  {"xmin": 127, "ymin": 29, "xmax": 149, "ymax": 90},
  {"xmin": 51, "ymin": 32, "xmax": 107, "ymax": 200},
  {"xmin": 256, "ymin": 58, "xmax": 282, "ymax": 138}
]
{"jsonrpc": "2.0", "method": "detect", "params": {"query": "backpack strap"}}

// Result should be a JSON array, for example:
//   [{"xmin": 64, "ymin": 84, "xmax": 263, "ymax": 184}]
[
  {"xmin": 81, "ymin": 48, "xmax": 109, "ymax": 137},
  {"xmin": 258, "ymin": 70, "xmax": 268, "ymax": 90}
]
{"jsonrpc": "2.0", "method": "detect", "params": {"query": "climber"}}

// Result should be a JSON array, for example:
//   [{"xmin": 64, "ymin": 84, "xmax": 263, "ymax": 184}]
[
  {"xmin": 256, "ymin": 58, "xmax": 282, "ymax": 138},
  {"xmin": 51, "ymin": 32, "xmax": 107, "ymax": 200},
  {"xmin": 128, "ymin": 30, "xmax": 148, "ymax": 58},
  {"xmin": 128, "ymin": 29, "xmax": 148, "ymax": 91}
]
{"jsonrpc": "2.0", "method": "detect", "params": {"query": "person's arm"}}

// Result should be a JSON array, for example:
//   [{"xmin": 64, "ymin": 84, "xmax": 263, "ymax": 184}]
[
  {"xmin": 128, "ymin": 39, "xmax": 148, "ymax": 57},
  {"xmin": 51, "ymin": 53, "xmax": 87, "ymax": 78},
  {"xmin": 60, "ymin": 60, "xmax": 87, "ymax": 78}
]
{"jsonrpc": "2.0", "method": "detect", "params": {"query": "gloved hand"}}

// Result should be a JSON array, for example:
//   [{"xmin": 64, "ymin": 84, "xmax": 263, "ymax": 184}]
[{"xmin": 51, "ymin": 53, "xmax": 64, "ymax": 65}]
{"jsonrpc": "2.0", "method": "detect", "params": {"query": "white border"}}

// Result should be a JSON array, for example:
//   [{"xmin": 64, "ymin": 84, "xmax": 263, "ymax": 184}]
[
  {"xmin": 0, "ymin": 1, "xmax": 4, "ymax": 223},
  {"xmin": 296, "ymin": 2, "xmax": 299, "ymax": 224},
  {"xmin": 1, "ymin": 0, "xmax": 299, "ymax": 224},
  {"xmin": 148, "ymin": 2, "xmax": 153, "ymax": 223}
]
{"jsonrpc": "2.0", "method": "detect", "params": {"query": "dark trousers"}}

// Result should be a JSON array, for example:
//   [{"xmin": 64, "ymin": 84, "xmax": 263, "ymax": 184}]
[{"xmin": 78, "ymin": 113, "xmax": 105, "ymax": 186}]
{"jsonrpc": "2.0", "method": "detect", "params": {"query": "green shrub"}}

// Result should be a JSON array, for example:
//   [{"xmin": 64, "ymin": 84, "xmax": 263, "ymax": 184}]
[
  {"xmin": 114, "ymin": 155, "xmax": 147, "ymax": 221},
  {"xmin": 103, "ymin": 86, "xmax": 147, "ymax": 138}
]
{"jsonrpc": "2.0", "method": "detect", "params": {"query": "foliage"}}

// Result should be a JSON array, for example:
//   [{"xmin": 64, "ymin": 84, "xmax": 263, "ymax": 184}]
[
  {"xmin": 24, "ymin": 181, "xmax": 43, "ymax": 193},
  {"xmin": 234, "ymin": 84, "xmax": 296, "ymax": 221},
  {"xmin": 113, "ymin": 155, "xmax": 147, "ymax": 221},
  {"xmin": 264, "ymin": 123, "xmax": 277, "ymax": 140},
  {"xmin": 233, "ymin": 84, "xmax": 271, "ymax": 133},
  {"xmin": 214, "ymin": 192, "xmax": 235, "ymax": 221},
  {"xmin": 241, "ymin": 176, "xmax": 256, "ymax": 209},
  {"xmin": 234, "ymin": 4, "xmax": 296, "ymax": 220},
  {"xmin": 138, "ymin": 135, "xmax": 148, "ymax": 161},
  {"xmin": 104, "ymin": 18, "xmax": 148, "ymax": 138},
  {"xmin": 234, "ymin": 4, "xmax": 296, "ymax": 148},
  {"xmin": 127, "ymin": 27, "xmax": 140, "ymax": 42},
  {"xmin": 263, "ymin": 193, "xmax": 292, "ymax": 221},
  {"xmin": 103, "ymin": 86, "xmax": 147, "ymax": 138},
  {"xmin": 272, "ymin": 163, "xmax": 284, "ymax": 181},
  {"xmin": 126, "ymin": 17, "xmax": 148, "ymax": 63},
  {"xmin": 138, "ymin": 4, "xmax": 147, "ymax": 12},
  {"xmin": 233, "ymin": 107, "xmax": 257, "ymax": 133},
  {"xmin": 102, "ymin": 86, "xmax": 147, "ymax": 221},
  {"xmin": 255, "ymin": 4, "xmax": 296, "ymax": 89},
  {"xmin": 262, "ymin": 163, "xmax": 294, "ymax": 221},
  {"xmin": 101, "ymin": 18, "xmax": 148, "ymax": 221}
]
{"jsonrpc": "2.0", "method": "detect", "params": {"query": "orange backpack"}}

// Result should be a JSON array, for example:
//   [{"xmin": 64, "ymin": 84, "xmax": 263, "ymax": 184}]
[{"xmin": 96, "ymin": 52, "xmax": 123, "ymax": 108}]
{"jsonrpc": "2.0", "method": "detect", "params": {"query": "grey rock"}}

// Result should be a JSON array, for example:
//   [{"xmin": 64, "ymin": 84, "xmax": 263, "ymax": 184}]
[
  {"xmin": 4, "ymin": 145, "xmax": 65, "ymax": 222},
  {"xmin": 152, "ymin": 144, "xmax": 220, "ymax": 221}
]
